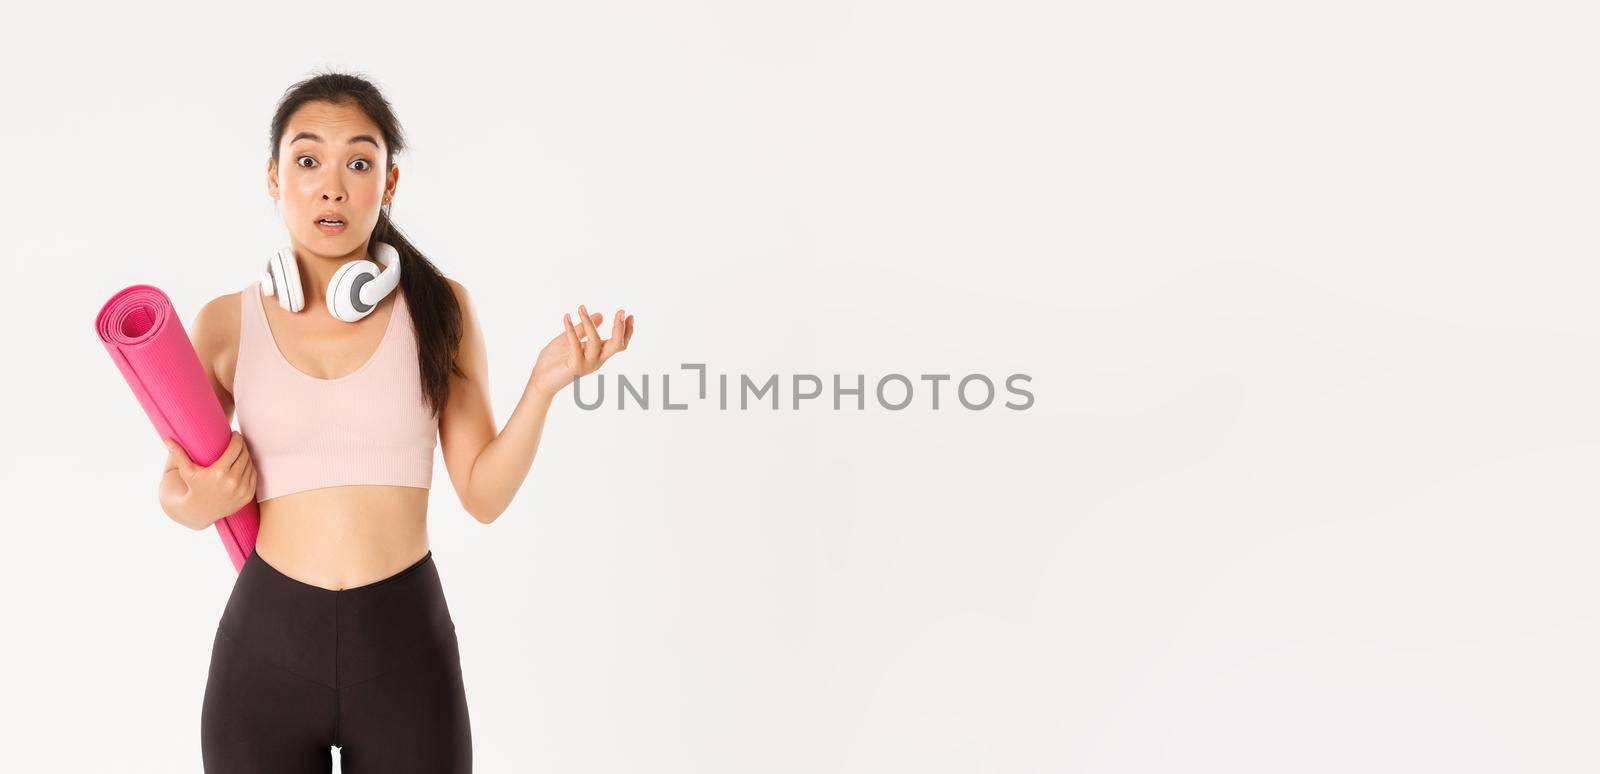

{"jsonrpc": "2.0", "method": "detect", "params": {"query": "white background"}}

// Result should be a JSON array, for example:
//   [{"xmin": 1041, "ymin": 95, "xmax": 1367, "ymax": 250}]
[{"xmin": 2, "ymin": 1, "xmax": 1595, "ymax": 771}]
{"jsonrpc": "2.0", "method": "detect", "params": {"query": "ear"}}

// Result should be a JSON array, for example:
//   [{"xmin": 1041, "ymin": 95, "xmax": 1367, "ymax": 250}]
[
  {"xmin": 385, "ymin": 164, "xmax": 400, "ymax": 202},
  {"xmin": 266, "ymin": 157, "xmax": 279, "ymax": 200}
]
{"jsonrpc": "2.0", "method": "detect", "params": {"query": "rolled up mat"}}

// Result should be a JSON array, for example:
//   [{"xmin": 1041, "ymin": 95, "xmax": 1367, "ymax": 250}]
[{"xmin": 96, "ymin": 284, "xmax": 259, "ymax": 572}]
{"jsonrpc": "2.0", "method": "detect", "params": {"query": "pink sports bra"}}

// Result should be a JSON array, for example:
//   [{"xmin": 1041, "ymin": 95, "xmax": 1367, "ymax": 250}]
[{"xmin": 234, "ymin": 280, "xmax": 439, "ymax": 502}]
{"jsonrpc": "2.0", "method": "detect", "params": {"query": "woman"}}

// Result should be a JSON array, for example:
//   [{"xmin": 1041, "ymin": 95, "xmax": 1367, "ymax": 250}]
[{"xmin": 156, "ymin": 71, "xmax": 634, "ymax": 773}]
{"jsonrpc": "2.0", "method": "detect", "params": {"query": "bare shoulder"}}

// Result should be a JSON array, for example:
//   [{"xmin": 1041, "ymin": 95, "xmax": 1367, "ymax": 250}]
[
  {"xmin": 192, "ymin": 286, "xmax": 247, "ymax": 397},
  {"xmin": 444, "ymin": 277, "xmax": 481, "ymax": 331},
  {"xmin": 444, "ymin": 276, "xmax": 472, "ymax": 309},
  {"xmin": 193, "ymin": 287, "xmax": 244, "ymax": 351},
  {"xmin": 442, "ymin": 277, "xmax": 487, "ymax": 378}
]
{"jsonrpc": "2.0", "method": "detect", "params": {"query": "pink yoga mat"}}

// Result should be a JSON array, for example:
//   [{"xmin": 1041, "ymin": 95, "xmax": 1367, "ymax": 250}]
[{"xmin": 96, "ymin": 284, "xmax": 259, "ymax": 572}]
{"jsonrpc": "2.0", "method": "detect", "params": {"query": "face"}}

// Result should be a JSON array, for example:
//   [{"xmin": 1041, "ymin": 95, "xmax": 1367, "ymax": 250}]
[{"xmin": 266, "ymin": 100, "xmax": 399, "ymax": 259}]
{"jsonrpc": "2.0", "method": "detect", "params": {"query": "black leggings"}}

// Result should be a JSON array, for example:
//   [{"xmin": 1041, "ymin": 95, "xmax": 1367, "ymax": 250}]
[{"xmin": 201, "ymin": 548, "xmax": 472, "ymax": 772}]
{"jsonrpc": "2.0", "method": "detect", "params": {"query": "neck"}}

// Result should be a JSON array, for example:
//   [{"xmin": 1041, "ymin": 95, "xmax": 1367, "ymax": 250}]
[{"xmin": 289, "ymin": 239, "xmax": 371, "ymax": 309}]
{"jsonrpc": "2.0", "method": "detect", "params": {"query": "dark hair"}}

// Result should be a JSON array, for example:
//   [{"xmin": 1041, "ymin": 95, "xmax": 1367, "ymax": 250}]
[{"xmin": 267, "ymin": 69, "xmax": 463, "ymax": 417}]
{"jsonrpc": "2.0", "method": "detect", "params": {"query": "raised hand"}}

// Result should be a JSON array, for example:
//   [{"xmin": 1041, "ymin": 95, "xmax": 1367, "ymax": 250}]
[{"xmin": 529, "ymin": 304, "xmax": 634, "ymax": 399}]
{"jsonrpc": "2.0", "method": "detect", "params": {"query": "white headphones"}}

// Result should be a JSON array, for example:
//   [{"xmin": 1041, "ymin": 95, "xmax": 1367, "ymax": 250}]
[{"xmin": 260, "ymin": 241, "xmax": 402, "ymax": 323}]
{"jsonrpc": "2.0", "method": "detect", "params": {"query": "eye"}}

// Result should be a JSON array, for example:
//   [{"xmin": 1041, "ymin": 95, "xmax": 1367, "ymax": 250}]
[
  {"xmin": 296, "ymin": 155, "xmax": 316, "ymax": 168},
  {"xmin": 350, "ymin": 159, "xmax": 371, "ymax": 172}
]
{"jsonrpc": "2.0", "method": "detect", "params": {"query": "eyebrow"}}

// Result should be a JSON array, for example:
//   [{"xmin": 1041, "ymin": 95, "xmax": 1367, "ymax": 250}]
[{"xmin": 290, "ymin": 131, "xmax": 381, "ymax": 150}]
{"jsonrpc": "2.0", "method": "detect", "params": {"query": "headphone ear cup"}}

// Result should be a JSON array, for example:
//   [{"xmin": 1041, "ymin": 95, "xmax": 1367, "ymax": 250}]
[
  {"xmin": 276, "ymin": 246, "xmax": 305, "ymax": 313},
  {"xmin": 261, "ymin": 252, "xmax": 290, "ymax": 310},
  {"xmin": 327, "ymin": 260, "xmax": 382, "ymax": 323}
]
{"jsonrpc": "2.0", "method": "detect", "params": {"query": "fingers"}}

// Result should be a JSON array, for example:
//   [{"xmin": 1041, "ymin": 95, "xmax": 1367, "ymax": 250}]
[
  {"xmin": 578, "ymin": 304, "xmax": 601, "ymax": 363},
  {"xmin": 213, "ymin": 431, "xmax": 245, "ymax": 471},
  {"xmin": 163, "ymin": 438, "xmax": 195, "ymax": 477},
  {"xmin": 599, "ymin": 309, "xmax": 629, "ymax": 361},
  {"xmin": 227, "ymin": 436, "xmax": 253, "ymax": 477},
  {"xmin": 566, "ymin": 305, "xmax": 635, "ymax": 370},
  {"xmin": 164, "ymin": 433, "xmax": 256, "ymax": 509},
  {"xmin": 562, "ymin": 313, "xmax": 582, "ymax": 366},
  {"xmin": 567, "ymin": 313, "xmax": 603, "ymax": 342}
]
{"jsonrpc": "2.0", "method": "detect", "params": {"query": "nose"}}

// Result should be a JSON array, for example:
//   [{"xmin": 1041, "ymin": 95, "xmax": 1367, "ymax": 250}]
[{"xmin": 322, "ymin": 190, "xmax": 345, "ymax": 202}]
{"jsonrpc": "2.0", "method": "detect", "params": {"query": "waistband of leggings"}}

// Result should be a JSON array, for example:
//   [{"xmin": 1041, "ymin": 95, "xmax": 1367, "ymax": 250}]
[
  {"xmin": 245, "ymin": 548, "xmax": 436, "ymax": 598},
  {"xmin": 220, "ymin": 548, "xmax": 455, "ymax": 689}
]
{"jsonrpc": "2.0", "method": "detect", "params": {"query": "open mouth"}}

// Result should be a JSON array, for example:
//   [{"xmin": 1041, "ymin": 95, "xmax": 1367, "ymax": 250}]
[{"xmin": 315, "ymin": 218, "xmax": 347, "ymax": 234}]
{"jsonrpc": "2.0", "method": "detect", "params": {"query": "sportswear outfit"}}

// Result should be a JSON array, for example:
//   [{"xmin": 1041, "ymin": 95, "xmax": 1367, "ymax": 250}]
[{"xmin": 200, "ymin": 279, "xmax": 470, "ymax": 772}]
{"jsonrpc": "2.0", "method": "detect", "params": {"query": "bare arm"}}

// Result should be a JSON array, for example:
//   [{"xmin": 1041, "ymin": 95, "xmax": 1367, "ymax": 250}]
[
  {"xmin": 454, "ymin": 384, "xmax": 557, "ymax": 525},
  {"xmin": 438, "ymin": 279, "xmax": 553, "ymax": 524},
  {"xmin": 438, "ymin": 280, "xmax": 632, "ymax": 524}
]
